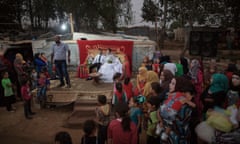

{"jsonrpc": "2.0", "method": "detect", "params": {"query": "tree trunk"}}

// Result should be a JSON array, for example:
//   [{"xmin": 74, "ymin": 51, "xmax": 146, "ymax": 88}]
[
  {"xmin": 45, "ymin": 19, "xmax": 48, "ymax": 31},
  {"xmin": 74, "ymin": 14, "xmax": 79, "ymax": 32},
  {"xmin": 28, "ymin": 0, "xmax": 34, "ymax": 30}
]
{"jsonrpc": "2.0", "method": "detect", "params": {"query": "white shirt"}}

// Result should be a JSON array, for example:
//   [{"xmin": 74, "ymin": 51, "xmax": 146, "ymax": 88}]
[
  {"xmin": 92, "ymin": 54, "xmax": 105, "ymax": 64},
  {"xmin": 51, "ymin": 42, "xmax": 69, "ymax": 60}
]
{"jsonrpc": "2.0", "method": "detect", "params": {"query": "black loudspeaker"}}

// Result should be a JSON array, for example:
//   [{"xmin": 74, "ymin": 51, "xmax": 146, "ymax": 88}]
[
  {"xmin": 189, "ymin": 31, "xmax": 218, "ymax": 57},
  {"xmin": 189, "ymin": 31, "xmax": 201, "ymax": 55}
]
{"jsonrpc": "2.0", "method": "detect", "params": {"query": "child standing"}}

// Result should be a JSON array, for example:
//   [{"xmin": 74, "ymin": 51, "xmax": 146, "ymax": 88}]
[
  {"xmin": 134, "ymin": 67, "xmax": 147, "ymax": 96},
  {"xmin": 152, "ymin": 58, "xmax": 160, "ymax": 74},
  {"xmin": 146, "ymin": 96, "xmax": 161, "ymax": 144},
  {"xmin": 95, "ymin": 95, "xmax": 110, "ymax": 144},
  {"xmin": 112, "ymin": 73, "xmax": 122, "ymax": 105},
  {"xmin": 112, "ymin": 82, "xmax": 128, "ymax": 106},
  {"xmin": 129, "ymin": 96, "xmax": 144, "ymax": 144},
  {"xmin": 1, "ymin": 71, "xmax": 15, "ymax": 112},
  {"xmin": 113, "ymin": 72, "xmax": 122, "ymax": 92},
  {"xmin": 21, "ymin": 79, "xmax": 36, "ymax": 119},
  {"xmin": 123, "ymin": 77, "xmax": 133, "ymax": 102},
  {"xmin": 108, "ymin": 103, "xmax": 138, "ymax": 144},
  {"xmin": 42, "ymin": 67, "xmax": 51, "ymax": 89},
  {"xmin": 31, "ymin": 69, "xmax": 38, "ymax": 90},
  {"xmin": 81, "ymin": 119, "xmax": 98, "ymax": 144},
  {"xmin": 37, "ymin": 72, "xmax": 47, "ymax": 107}
]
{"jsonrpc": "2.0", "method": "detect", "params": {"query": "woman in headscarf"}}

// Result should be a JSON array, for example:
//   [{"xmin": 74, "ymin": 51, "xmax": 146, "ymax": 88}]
[
  {"xmin": 226, "ymin": 70, "xmax": 240, "ymax": 107},
  {"xmin": 160, "ymin": 69, "xmax": 174, "ymax": 90},
  {"xmin": 134, "ymin": 66, "xmax": 148, "ymax": 96},
  {"xmin": 159, "ymin": 69, "xmax": 174, "ymax": 100},
  {"xmin": 142, "ymin": 70, "xmax": 159, "ymax": 98},
  {"xmin": 188, "ymin": 59, "xmax": 203, "ymax": 119},
  {"xmin": 158, "ymin": 76, "xmax": 196, "ymax": 143},
  {"xmin": 201, "ymin": 73, "xmax": 229, "ymax": 115},
  {"xmin": 197, "ymin": 74, "xmax": 230, "ymax": 143},
  {"xmin": 14, "ymin": 53, "xmax": 27, "ymax": 86}
]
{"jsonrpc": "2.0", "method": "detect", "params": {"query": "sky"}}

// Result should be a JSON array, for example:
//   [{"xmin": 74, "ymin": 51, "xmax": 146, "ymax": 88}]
[{"xmin": 130, "ymin": 0, "xmax": 154, "ymax": 27}]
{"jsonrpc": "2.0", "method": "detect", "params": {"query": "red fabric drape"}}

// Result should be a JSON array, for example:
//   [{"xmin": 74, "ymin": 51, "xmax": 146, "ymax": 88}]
[{"xmin": 77, "ymin": 40, "xmax": 133, "ymax": 76}]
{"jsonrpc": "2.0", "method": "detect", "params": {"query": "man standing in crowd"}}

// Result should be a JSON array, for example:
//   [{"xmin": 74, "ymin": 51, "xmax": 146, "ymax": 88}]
[{"xmin": 51, "ymin": 35, "xmax": 71, "ymax": 88}]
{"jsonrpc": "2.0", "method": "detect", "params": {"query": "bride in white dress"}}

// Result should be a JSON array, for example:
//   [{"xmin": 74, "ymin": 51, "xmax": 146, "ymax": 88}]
[{"xmin": 98, "ymin": 49, "xmax": 122, "ymax": 83}]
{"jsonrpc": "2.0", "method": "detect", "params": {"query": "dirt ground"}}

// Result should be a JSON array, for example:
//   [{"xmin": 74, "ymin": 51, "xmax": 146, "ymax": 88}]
[
  {"xmin": 0, "ymin": 72, "xmax": 114, "ymax": 144},
  {"xmin": 0, "ymin": 101, "xmax": 80, "ymax": 144},
  {"xmin": 0, "ymin": 76, "xmax": 145, "ymax": 144}
]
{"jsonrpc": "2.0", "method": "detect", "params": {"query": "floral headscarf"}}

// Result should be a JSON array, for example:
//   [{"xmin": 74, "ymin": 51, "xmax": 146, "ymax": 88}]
[{"xmin": 189, "ymin": 59, "xmax": 201, "ymax": 82}]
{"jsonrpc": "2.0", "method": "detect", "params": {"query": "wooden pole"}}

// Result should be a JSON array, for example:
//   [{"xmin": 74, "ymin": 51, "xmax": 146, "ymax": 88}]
[{"xmin": 69, "ymin": 13, "xmax": 74, "ymax": 33}]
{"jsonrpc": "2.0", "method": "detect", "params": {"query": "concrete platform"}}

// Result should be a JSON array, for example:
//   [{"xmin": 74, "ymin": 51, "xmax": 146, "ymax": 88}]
[{"xmin": 32, "ymin": 77, "xmax": 113, "ymax": 107}]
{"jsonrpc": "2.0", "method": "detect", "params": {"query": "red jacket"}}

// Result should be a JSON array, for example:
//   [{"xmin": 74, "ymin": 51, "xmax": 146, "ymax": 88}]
[
  {"xmin": 21, "ymin": 84, "xmax": 32, "ymax": 100},
  {"xmin": 123, "ymin": 82, "xmax": 133, "ymax": 100}
]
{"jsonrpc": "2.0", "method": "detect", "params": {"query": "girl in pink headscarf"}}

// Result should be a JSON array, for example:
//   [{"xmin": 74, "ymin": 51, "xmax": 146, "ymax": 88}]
[{"xmin": 188, "ymin": 59, "xmax": 203, "ymax": 119}]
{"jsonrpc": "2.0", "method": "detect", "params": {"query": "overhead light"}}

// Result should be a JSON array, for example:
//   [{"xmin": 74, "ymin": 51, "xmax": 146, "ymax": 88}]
[{"xmin": 61, "ymin": 24, "xmax": 67, "ymax": 31}]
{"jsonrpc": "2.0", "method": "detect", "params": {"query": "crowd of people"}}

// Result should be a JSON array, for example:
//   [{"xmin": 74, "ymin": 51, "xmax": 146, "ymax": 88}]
[
  {"xmin": 72, "ymin": 53, "xmax": 240, "ymax": 144},
  {"xmin": 1, "ymin": 35, "xmax": 240, "ymax": 144},
  {"xmin": 1, "ymin": 35, "xmax": 71, "ymax": 118}
]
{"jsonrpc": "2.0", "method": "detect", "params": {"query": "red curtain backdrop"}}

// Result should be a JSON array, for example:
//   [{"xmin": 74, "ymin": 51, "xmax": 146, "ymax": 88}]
[{"xmin": 77, "ymin": 40, "xmax": 134, "ymax": 70}]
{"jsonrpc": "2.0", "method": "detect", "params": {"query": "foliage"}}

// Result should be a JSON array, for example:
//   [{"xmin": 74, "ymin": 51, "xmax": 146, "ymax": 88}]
[
  {"xmin": 142, "ymin": 0, "xmax": 162, "ymax": 23},
  {"xmin": 141, "ymin": 0, "xmax": 240, "ymax": 29},
  {"xmin": 0, "ymin": 0, "xmax": 132, "ymax": 33},
  {"xmin": 1, "ymin": 0, "xmax": 240, "ymax": 33},
  {"xmin": 0, "ymin": 0, "xmax": 23, "ymax": 28}
]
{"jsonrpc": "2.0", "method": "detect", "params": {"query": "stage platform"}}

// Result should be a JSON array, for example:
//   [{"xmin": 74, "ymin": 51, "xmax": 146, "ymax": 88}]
[{"xmin": 32, "ymin": 75, "xmax": 113, "ymax": 107}]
